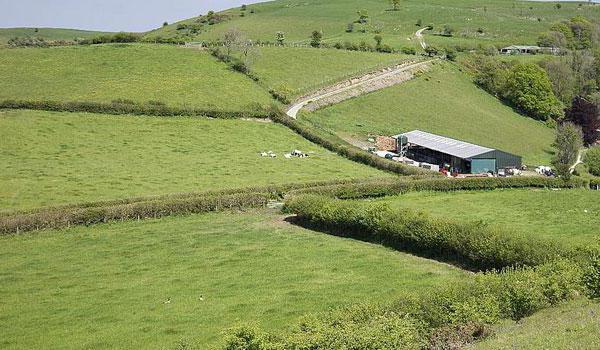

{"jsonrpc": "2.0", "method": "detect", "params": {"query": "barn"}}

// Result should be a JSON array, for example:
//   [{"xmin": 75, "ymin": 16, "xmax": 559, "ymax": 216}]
[{"xmin": 393, "ymin": 130, "xmax": 522, "ymax": 174}]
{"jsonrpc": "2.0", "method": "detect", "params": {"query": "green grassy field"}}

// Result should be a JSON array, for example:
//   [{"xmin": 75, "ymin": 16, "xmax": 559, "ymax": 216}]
[
  {"xmin": 302, "ymin": 62, "xmax": 555, "ymax": 166},
  {"xmin": 0, "ymin": 27, "xmax": 111, "ymax": 45},
  {"xmin": 475, "ymin": 298, "xmax": 600, "ymax": 350},
  {"xmin": 0, "ymin": 44, "xmax": 273, "ymax": 112},
  {"xmin": 0, "ymin": 109, "xmax": 388, "ymax": 211},
  {"xmin": 376, "ymin": 188, "xmax": 600, "ymax": 245},
  {"xmin": 250, "ymin": 46, "xmax": 411, "ymax": 97},
  {"xmin": 0, "ymin": 210, "xmax": 467, "ymax": 349},
  {"xmin": 147, "ymin": 0, "xmax": 599, "ymax": 49}
]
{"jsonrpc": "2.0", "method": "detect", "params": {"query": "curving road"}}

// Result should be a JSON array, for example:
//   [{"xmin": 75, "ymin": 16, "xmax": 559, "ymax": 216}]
[
  {"xmin": 286, "ymin": 60, "xmax": 433, "ymax": 118},
  {"xmin": 415, "ymin": 27, "xmax": 428, "ymax": 49}
]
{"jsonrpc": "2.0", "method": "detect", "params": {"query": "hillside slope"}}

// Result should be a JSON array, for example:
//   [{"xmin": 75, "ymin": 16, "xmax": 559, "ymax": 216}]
[
  {"xmin": 146, "ymin": 0, "xmax": 599, "ymax": 49},
  {"xmin": 301, "ymin": 63, "xmax": 555, "ymax": 165}
]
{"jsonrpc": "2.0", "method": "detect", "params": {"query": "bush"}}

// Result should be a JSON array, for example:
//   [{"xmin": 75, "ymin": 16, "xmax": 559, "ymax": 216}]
[
  {"xmin": 584, "ymin": 255, "xmax": 600, "ymax": 298},
  {"xmin": 401, "ymin": 46, "xmax": 417, "ymax": 55},
  {"xmin": 585, "ymin": 147, "xmax": 600, "ymax": 177}
]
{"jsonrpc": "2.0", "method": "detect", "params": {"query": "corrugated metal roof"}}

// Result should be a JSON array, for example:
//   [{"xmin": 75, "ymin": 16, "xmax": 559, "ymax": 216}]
[
  {"xmin": 393, "ymin": 130, "xmax": 494, "ymax": 159},
  {"xmin": 501, "ymin": 45, "xmax": 541, "ymax": 50}
]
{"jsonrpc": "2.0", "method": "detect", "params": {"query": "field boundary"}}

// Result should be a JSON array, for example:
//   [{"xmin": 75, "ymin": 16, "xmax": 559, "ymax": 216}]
[
  {"xmin": 0, "ymin": 176, "xmax": 589, "ymax": 235},
  {"xmin": 0, "ymin": 100, "xmax": 272, "ymax": 119}
]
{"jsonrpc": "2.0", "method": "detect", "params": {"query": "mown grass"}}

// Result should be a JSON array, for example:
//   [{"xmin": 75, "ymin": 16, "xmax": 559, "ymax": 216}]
[
  {"xmin": 302, "ymin": 62, "xmax": 555, "ymax": 166},
  {"xmin": 147, "ymin": 0, "xmax": 599, "ymax": 49},
  {"xmin": 250, "ymin": 46, "xmax": 411, "ymax": 97},
  {"xmin": 0, "ymin": 44, "xmax": 273, "ymax": 112},
  {"xmin": 0, "ymin": 27, "xmax": 111, "ymax": 45},
  {"xmin": 375, "ymin": 188, "xmax": 600, "ymax": 245},
  {"xmin": 0, "ymin": 110, "xmax": 389, "ymax": 211},
  {"xmin": 0, "ymin": 210, "xmax": 467, "ymax": 349},
  {"xmin": 475, "ymin": 298, "xmax": 600, "ymax": 350}
]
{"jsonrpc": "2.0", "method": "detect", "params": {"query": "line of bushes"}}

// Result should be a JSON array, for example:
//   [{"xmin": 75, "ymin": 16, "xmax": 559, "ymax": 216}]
[
  {"xmin": 0, "ymin": 177, "xmax": 416, "ymax": 234},
  {"xmin": 224, "ymin": 258, "xmax": 595, "ymax": 349},
  {"xmin": 284, "ymin": 194, "xmax": 581, "ymax": 271},
  {"xmin": 0, "ymin": 99, "xmax": 271, "ymax": 119},
  {"xmin": 269, "ymin": 110, "xmax": 432, "ymax": 176},
  {"xmin": 287, "ymin": 176, "xmax": 590, "ymax": 199},
  {"xmin": 1, "ymin": 192, "xmax": 273, "ymax": 235}
]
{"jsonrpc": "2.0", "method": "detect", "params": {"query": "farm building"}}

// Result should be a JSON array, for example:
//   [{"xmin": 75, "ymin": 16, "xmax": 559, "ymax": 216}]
[{"xmin": 392, "ymin": 130, "xmax": 522, "ymax": 174}]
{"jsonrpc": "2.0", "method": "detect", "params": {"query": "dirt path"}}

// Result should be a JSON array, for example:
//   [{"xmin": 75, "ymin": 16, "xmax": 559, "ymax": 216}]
[
  {"xmin": 415, "ymin": 27, "xmax": 428, "ymax": 49},
  {"xmin": 286, "ymin": 59, "xmax": 434, "ymax": 118}
]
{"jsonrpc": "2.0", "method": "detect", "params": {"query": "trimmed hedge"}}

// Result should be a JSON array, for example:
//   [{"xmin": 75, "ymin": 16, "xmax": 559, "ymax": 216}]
[
  {"xmin": 1, "ymin": 192, "xmax": 272, "ymax": 234},
  {"xmin": 288, "ymin": 176, "xmax": 589, "ymax": 199},
  {"xmin": 0, "ymin": 100, "xmax": 271, "ymax": 119},
  {"xmin": 284, "ymin": 194, "xmax": 574, "ymax": 270},
  {"xmin": 269, "ymin": 110, "xmax": 432, "ymax": 176},
  {"xmin": 0, "ymin": 177, "xmax": 409, "ymax": 234}
]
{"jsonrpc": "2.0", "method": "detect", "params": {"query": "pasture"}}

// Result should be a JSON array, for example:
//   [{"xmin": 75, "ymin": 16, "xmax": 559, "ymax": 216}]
[
  {"xmin": 302, "ymin": 63, "xmax": 555, "ymax": 166},
  {"xmin": 251, "ymin": 46, "xmax": 411, "ymax": 98},
  {"xmin": 148, "ymin": 0, "xmax": 599, "ymax": 49},
  {"xmin": 0, "ymin": 44, "xmax": 273, "ymax": 112},
  {"xmin": 0, "ymin": 210, "xmax": 467, "ymax": 349},
  {"xmin": 376, "ymin": 188, "xmax": 600, "ymax": 245},
  {"xmin": 0, "ymin": 110, "xmax": 388, "ymax": 211}
]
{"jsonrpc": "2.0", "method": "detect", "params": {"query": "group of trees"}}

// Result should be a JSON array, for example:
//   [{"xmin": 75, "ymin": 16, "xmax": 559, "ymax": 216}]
[
  {"xmin": 537, "ymin": 15, "xmax": 598, "ymax": 50},
  {"xmin": 472, "ymin": 57, "xmax": 564, "ymax": 121}
]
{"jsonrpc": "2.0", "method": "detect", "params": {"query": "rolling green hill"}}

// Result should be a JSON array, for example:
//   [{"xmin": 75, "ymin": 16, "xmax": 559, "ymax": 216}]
[
  {"xmin": 0, "ymin": 44, "xmax": 273, "ymax": 112},
  {"xmin": 0, "ymin": 109, "xmax": 388, "ymax": 211},
  {"xmin": 0, "ymin": 27, "xmax": 111, "ymax": 45},
  {"xmin": 0, "ymin": 210, "xmax": 466, "ymax": 349},
  {"xmin": 302, "ymin": 62, "xmax": 555, "ymax": 165},
  {"xmin": 146, "ymin": 0, "xmax": 599, "ymax": 49}
]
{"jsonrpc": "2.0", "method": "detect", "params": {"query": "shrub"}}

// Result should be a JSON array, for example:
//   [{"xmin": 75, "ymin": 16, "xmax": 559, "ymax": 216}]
[
  {"xmin": 584, "ymin": 255, "xmax": 600, "ymax": 298},
  {"xmin": 401, "ymin": 46, "xmax": 417, "ymax": 55},
  {"xmin": 585, "ymin": 147, "xmax": 600, "ymax": 176}
]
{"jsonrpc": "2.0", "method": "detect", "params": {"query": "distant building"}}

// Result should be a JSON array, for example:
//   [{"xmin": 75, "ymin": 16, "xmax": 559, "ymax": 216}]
[
  {"xmin": 392, "ymin": 130, "xmax": 522, "ymax": 174},
  {"xmin": 499, "ymin": 45, "xmax": 560, "ymax": 55}
]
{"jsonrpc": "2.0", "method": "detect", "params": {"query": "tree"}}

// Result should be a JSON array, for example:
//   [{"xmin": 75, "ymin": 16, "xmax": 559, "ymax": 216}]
[
  {"xmin": 503, "ymin": 63, "xmax": 564, "ymax": 121},
  {"xmin": 357, "ymin": 10, "xmax": 369, "ymax": 24},
  {"xmin": 539, "ymin": 58, "xmax": 576, "ymax": 105},
  {"xmin": 585, "ymin": 147, "xmax": 600, "ymax": 176},
  {"xmin": 567, "ymin": 96, "xmax": 600, "ymax": 146},
  {"xmin": 390, "ymin": 0, "xmax": 401, "ymax": 11},
  {"xmin": 163, "ymin": 21, "xmax": 169, "ymax": 27},
  {"xmin": 346, "ymin": 23, "xmax": 354, "ymax": 33},
  {"xmin": 276, "ymin": 31, "xmax": 285, "ymax": 45},
  {"xmin": 537, "ymin": 31, "xmax": 567, "ymax": 49},
  {"xmin": 310, "ymin": 30, "xmax": 323, "ymax": 48},
  {"xmin": 443, "ymin": 25, "xmax": 455, "ymax": 37},
  {"xmin": 223, "ymin": 28, "xmax": 243, "ymax": 56},
  {"xmin": 444, "ymin": 47, "xmax": 457, "ymax": 61},
  {"xmin": 373, "ymin": 34, "xmax": 383, "ymax": 48},
  {"xmin": 424, "ymin": 46, "xmax": 439, "ymax": 57},
  {"xmin": 552, "ymin": 122, "xmax": 583, "ymax": 179}
]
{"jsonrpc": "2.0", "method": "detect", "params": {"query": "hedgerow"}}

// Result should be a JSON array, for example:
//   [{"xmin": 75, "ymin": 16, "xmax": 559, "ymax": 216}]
[
  {"xmin": 284, "ymin": 194, "xmax": 575, "ymax": 270},
  {"xmin": 269, "ymin": 109, "xmax": 431, "ymax": 176},
  {"xmin": 287, "ymin": 176, "xmax": 589, "ymax": 199},
  {"xmin": 0, "ymin": 100, "xmax": 271, "ymax": 119}
]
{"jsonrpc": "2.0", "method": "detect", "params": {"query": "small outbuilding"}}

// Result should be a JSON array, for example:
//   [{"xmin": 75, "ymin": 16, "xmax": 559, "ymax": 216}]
[
  {"xmin": 499, "ymin": 45, "xmax": 560, "ymax": 55},
  {"xmin": 392, "ymin": 130, "xmax": 522, "ymax": 174}
]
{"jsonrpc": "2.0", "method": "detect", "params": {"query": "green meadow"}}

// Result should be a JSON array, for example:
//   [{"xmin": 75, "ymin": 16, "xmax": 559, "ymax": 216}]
[
  {"xmin": 0, "ymin": 210, "xmax": 466, "ymax": 349},
  {"xmin": 302, "ymin": 62, "xmax": 555, "ymax": 166},
  {"xmin": 148, "ymin": 0, "xmax": 599, "ymax": 49},
  {"xmin": 0, "ymin": 44, "xmax": 273, "ymax": 112},
  {"xmin": 251, "ymin": 46, "xmax": 411, "ymax": 97},
  {"xmin": 0, "ymin": 110, "xmax": 388, "ymax": 211},
  {"xmin": 376, "ymin": 188, "xmax": 600, "ymax": 245}
]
